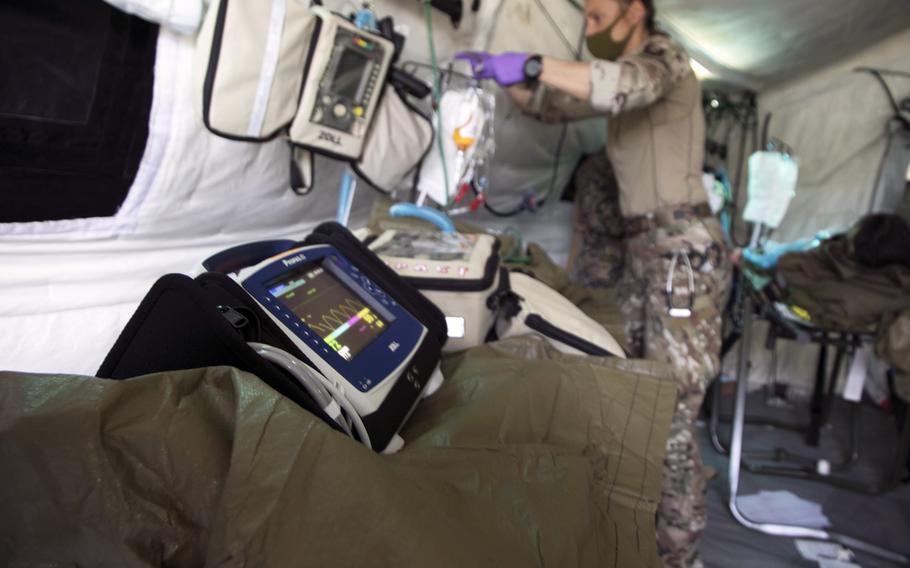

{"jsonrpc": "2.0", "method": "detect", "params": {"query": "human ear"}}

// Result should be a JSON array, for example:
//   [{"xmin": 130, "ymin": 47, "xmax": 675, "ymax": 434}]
[{"xmin": 626, "ymin": 0, "xmax": 645, "ymax": 26}]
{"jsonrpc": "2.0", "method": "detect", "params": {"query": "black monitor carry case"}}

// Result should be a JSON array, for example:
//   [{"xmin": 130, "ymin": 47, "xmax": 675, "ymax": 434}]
[
  {"xmin": 98, "ymin": 223, "xmax": 447, "ymax": 450},
  {"xmin": 97, "ymin": 271, "xmax": 344, "ymax": 429}
]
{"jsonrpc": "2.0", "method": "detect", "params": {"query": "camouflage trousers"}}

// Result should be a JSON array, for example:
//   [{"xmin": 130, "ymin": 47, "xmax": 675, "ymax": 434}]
[
  {"xmin": 569, "ymin": 153, "xmax": 625, "ymax": 289},
  {"xmin": 619, "ymin": 218, "xmax": 731, "ymax": 568},
  {"xmin": 570, "ymin": 154, "xmax": 732, "ymax": 568}
]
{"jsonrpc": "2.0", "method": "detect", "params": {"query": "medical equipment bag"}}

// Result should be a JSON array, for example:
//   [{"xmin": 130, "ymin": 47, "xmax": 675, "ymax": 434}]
[
  {"xmin": 99, "ymin": 223, "xmax": 447, "ymax": 452},
  {"xmin": 198, "ymin": 0, "xmax": 392, "ymax": 158},
  {"xmin": 353, "ymin": 84, "xmax": 435, "ymax": 194},
  {"xmin": 198, "ymin": 0, "xmax": 435, "ymax": 193},
  {"xmin": 367, "ymin": 229, "xmax": 503, "ymax": 352},
  {"xmin": 198, "ymin": 0, "xmax": 316, "ymax": 141},
  {"xmin": 495, "ymin": 271, "xmax": 627, "ymax": 358},
  {"xmin": 97, "ymin": 271, "xmax": 341, "ymax": 425}
]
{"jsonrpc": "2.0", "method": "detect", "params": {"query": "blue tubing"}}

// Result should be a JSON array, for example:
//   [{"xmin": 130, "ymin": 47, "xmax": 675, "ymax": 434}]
[
  {"xmin": 389, "ymin": 203, "xmax": 456, "ymax": 233},
  {"xmin": 337, "ymin": 169, "xmax": 355, "ymax": 225}
]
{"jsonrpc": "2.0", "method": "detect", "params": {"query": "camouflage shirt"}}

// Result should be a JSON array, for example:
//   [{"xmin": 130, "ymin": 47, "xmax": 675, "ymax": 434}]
[
  {"xmin": 523, "ymin": 32, "xmax": 694, "ymax": 122},
  {"xmin": 589, "ymin": 32, "xmax": 693, "ymax": 115}
]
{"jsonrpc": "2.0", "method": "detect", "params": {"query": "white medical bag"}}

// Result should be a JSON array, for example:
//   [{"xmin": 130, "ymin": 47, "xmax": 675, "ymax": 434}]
[
  {"xmin": 197, "ymin": 0, "xmax": 435, "ymax": 194},
  {"xmin": 198, "ymin": 1, "xmax": 393, "ymax": 159},
  {"xmin": 496, "ymin": 271, "xmax": 626, "ymax": 358}
]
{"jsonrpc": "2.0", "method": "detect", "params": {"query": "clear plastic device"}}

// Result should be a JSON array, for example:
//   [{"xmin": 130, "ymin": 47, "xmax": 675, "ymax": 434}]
[
  {"xmin": 368, "ymin": 229, "xmax": 502, "ymax": 352},
  {"xmin": 402, "ymin": 60, "xmax": 496, "ymax": 212}
]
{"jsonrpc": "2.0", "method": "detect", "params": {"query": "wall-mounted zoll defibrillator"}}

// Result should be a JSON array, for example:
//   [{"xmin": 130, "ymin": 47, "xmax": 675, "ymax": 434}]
[
  {"xmin": 99, "ymin": 223, "xmax": 447, "ymax": 454},
  {"xmin": 292, "ymin": 8, "xmax": 393, "ymax": 159},
  {"xmin": 199, "ymin": 0, "xmax": 393, "ymax": 157},
  {"xmin": 366, "ymin": 229, "xmax": 504, "ymax": 352},
  {"xmin": 197, "ymin": 0, "xmax": 434, "ymax": 194}
]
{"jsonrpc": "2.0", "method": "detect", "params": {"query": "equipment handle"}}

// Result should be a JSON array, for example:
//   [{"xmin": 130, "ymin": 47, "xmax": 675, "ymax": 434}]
[
  {"xmin": 389, "ymin": 68, "xmax": 432, "ymax": 99},
  {"xmin": 202, "ymin": 239, "xmax": 298, "ymax": 274},
  {"xmin": 388, "ymin": 203, "xmax": 456, "ymax": 233}
]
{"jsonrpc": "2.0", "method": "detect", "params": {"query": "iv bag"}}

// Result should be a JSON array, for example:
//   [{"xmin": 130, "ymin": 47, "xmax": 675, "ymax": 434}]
[
  {"xmin": 742, "ymin": 151, "xmax": 799, "ymax": 228},
  {"xmin": 417, "ymin": 87, "xmax": 494, "ymax": 207}
]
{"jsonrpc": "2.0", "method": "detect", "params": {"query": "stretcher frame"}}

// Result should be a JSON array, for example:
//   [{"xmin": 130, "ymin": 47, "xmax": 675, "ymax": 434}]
[{"xmin": 718, "ymin": 268, "xmax": 910, "ymax": 565}]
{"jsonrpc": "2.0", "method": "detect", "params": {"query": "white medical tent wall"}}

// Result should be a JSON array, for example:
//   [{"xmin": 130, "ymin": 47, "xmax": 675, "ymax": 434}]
[
  {"xmin": 760, "ymin": 29, "xmax": 910, "ymax": 243},
  {"xmin": 0, "ymin": 8, "xmax": 357, "ymax": 376},
  {"xmin": 0, "ymin": 0, "xmax": 598, "ymax": 376},
  {"xmin": 731, "ymin": 29, "xmax": 910, "ymax": 395},
  {"xmin": 1, "ymin": 0, "xmax": 908, "ymax": 387}
]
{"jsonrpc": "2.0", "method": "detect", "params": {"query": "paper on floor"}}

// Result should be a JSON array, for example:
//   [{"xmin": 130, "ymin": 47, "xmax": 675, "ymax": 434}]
[
  {"xmin": 818, "ymin": 559, "xmax": 862, "ymax": 568},
  {"xmin": 739, "ymin": 490, "xmax": 831, "ymax": 528},
  {"xmin": 795, "ymin": 539, "xmax": 856, "ymax": 563}
]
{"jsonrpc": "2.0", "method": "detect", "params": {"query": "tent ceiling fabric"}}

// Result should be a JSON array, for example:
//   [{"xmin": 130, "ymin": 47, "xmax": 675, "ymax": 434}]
[{"xmin": 658, "ymin": 0, "xmax": 910, "ymax": 90}]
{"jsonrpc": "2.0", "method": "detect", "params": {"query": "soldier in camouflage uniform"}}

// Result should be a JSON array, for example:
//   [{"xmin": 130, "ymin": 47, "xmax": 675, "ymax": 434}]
[
  {"xmin": 572, "ymin": 162, "xmax": 730, "ymax": 568},
  {"xmin": 619, "ymin": 216, "xmax": 730, "ymax": 568},
  {"xmin": 457, "ymin": 0, "xmax": 731, "ymax": 565}
]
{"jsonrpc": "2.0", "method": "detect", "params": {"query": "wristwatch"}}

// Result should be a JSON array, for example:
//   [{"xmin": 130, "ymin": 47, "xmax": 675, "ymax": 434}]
[{"xmin": 523, "ymin": 54, "xmax": 543, "ymax": 84}]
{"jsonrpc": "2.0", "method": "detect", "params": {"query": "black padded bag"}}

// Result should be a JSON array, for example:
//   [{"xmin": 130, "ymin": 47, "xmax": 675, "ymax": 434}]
[
  {"xmin": 98, "ymin": 223, "xmax": 447, "ymax": 444},
  {"xmin": 97, "ymin": 272, "xmax": 341, "ymax": 431}
]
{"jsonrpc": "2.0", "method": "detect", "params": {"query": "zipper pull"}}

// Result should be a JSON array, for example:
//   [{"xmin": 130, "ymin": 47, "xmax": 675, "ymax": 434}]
[{"xmin": 217, "ymin": 305, "xmax": 249, "ymax": 330}]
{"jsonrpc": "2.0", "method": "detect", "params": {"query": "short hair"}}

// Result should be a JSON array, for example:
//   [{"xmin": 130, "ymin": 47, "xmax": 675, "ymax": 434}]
[
  {"xmin": 639, "ymin": 0, "xmax": 656, "ymax": 31},
  {"xmin": 852, "ymin": 213, "xmax": 910, "ymax": 268}
]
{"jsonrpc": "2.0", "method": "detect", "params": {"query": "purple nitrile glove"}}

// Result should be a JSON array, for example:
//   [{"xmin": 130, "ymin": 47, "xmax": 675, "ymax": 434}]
[{"xmin": 454, "ymin": 51, "xmax": 529, "ymax": 87}]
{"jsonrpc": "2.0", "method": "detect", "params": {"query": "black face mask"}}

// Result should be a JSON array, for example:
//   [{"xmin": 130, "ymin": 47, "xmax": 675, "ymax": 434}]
[{"xmin": 586, "ymin": 7, "xmax": 634, "ymax": 61}]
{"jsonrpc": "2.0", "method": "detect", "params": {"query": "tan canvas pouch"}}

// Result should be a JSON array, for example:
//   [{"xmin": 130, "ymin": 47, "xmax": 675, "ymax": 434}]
[
  {"xmin": 198, "ymin": 0, "xmax": 316, "ymax": 141},
  {"xmin": 353, "ymin": 86, "xmax": 434, "ymax": 193}
]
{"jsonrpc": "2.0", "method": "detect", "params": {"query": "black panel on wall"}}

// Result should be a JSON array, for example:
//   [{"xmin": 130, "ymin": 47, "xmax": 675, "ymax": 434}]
[{"xmin": 0, "ymin": 0, "xmax": 158, "ymax": 223}]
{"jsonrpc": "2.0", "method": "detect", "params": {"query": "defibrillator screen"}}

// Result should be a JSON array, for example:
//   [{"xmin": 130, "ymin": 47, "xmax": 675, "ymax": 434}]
[
  {"xmin": 332, "ymin": 48, "xmax": 369, "ymax": 101},
  {"xmin": 265, "ymin": 261, "xmax": 389, "ymax": 361}
]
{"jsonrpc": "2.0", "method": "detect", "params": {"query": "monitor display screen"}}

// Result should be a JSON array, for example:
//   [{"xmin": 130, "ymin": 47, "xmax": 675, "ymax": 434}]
[
  {"xmin": 265, "ymin": 260, "xmax": 389, "ymax": 361},
  {"xmin": 331, "ymin": 48, "xmax": 369, "ymax": 101}
]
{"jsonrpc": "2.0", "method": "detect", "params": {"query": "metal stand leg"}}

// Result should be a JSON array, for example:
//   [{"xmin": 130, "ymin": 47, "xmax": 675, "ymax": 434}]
[
  {"xmin": 710, "ymin": 379, "xmax": 728, "ymax": 455},
  {"xmin": 821, "ymin": 343, "xmax": 848, "ymax": 427},
  {"xmin": 892, "ymin": 409, "xmax": 910, "ymax": 487},
  {"xmin": 726, "ymin": 295, "xmax": 910, "ymax": 565},
  {"xmin": 708, "ymin": 340, "xmax": 832, "ymax": 458},
  {"xmin": 713, "ymin": 331, "xmax": 883, "ymax": 490},
  {"xmin": 832, "ymin": 402, "xmax": 861, "ymax": 473},
  {"xmin": 807, "ymin": 340, "xmax": 829, "ymax": 446}
]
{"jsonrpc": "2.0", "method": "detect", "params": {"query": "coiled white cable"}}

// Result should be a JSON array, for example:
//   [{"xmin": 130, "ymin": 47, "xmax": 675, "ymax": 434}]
[{"xmin": 248, "ymin": 342, "xmax": 372, "ymax": 449}]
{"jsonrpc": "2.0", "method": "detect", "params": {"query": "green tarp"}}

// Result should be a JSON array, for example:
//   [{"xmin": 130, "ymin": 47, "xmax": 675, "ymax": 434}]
[{"xmin": 0, "ymin": 337, "xmax": 675, "ymax": 567}]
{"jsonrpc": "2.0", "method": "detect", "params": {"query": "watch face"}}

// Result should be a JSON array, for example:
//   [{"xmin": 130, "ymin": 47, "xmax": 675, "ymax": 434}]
[{"xmin": 525, "ymin": 57, "xmax": 543, "ymax": 79}]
